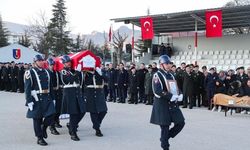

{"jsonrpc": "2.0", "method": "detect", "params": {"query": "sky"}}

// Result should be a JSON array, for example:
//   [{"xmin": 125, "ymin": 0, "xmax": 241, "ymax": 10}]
[{"xmin": 0, "ymin": 0, "xmax": 232, "ymax": 34}]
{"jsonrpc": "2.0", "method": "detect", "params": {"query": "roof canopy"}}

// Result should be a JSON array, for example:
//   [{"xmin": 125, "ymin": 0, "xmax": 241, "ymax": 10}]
[{"xmin": 111, "ymin": 5, "xmax": 250, "ymax": 34}]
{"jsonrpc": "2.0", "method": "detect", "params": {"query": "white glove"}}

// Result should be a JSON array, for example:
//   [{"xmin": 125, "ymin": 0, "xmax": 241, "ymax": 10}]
[
  {"xmin": 170, "ymin": 95, "xmax": 178, "ymax": 102},
  {"xmin": 178, "ymin": 94, "xmax": 183, "ymax": 102},
  {"xmin": 53, "ymin": 100, "xmax": 56, "ymax": 105},
  {"xmin": 76, "ymin": 64, "xmax": 82, "ymax": 71},
  {"xmin": 96, "ymin": 67, "xmax": 102, "ymax": 76},
  {"xmin": 28, "ymin": 102, "xmax": 34, "ymax": 111}
]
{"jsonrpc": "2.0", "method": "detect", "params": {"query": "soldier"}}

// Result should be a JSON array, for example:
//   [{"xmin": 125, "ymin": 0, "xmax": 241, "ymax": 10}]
[
  {"xmin": 60, "ymin": 55, "xmax": 86, "ymax": 141},
  {"xmin": 192, "ymin": 65, "xmax": 204, "ymax": 107},
  {"xmin": 47, "ymin": 58, "xmax": 61, "ymax": 135},
  {"xmin": 17, "ymin": 63, "xmax": 25, "ymax": 93},
  {"xmin": 117, "ymin": 63, "xmax": 129, "ymax": 103},
  {"xmin": 10, "ymin": 61, "xmax": 18, "ymax": 92},
  {"xmin": 2, "ymin": 63, "xmax": 11, "ymax": 91},
  {"xmin": 24, "ymin": 55, "xmax": 56, "ymax": 146},
  {"xmin": 205, "ymin": 67, "xmax": 218, "ymax": 109},
  {"xmin": 84, "ymin": 66, "xmax": 108, "ymax": 137},
  {"xmin": 107, "ymin": 63, "xmax": 117, "ymax": 102},
  {"xmin": 150, "ymin": 55, "xmax": 185, "ymax": 150}
]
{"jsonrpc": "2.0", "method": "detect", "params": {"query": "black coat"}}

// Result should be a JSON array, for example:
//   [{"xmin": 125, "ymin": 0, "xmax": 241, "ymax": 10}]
[
  {"xmin": 61, "ymin": 68, "xmax": 86, "ymax": 114},
  {"xmin": 107, "ymin": 68, "xmax": 117, "ymax": 88},
  {"xmin": 137, "ymin": 68, "xmax": 148, "ymax": 88},
  {"xmin": 117, "ymin": 69, "xmax": 129, "ymax": 86},
  {"xmin": 193, "ymin": 71, "xmax": 205, "ymax": 94},
  {"xmin": 128, "ymin": 72, "xmax": 139, "ymax": 93},
  {"xmin": 183, "ymin": 72, "xmax": 194, "ymax": 97},
  {"xmin": 150, "ymin": 69, "xmax": 185, "ymax": 126},
  {"xmin": 24, "ymin": 67, "xmax": 55, "ymax": 118},
  {"xmin": 84, "ymin": 71, "xmax": 108, "ymax": 113}
]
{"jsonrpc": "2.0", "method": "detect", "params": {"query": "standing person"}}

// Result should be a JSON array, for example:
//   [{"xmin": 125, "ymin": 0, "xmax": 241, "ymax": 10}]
[
  {"xmin": 137, "ymin": 63, "xmax": 148, "ymax": 103},
  {"xmin": 182, "ymin": 65, "xmax": 194, "ymax": 109},
  {"xmin": 107, "ymin": 63, "xmax": 117, "ymax": 102},
  {"xmin": 2, "ymin": 63, "xmax": 11, "ymax": 91},
  {"xmin": 144, "ymin": 65, "xmax": 154, "ymax": 105},
  {"xmin": 102, "ymin": 64, "xmax": 109, "ymax": 101},
  {"xmin": 201, "ymin": 66, "xmax": 208, "ymax": 107},
  {"xmin": 159, "ymin": 43, "xmax": 167, "ymax": 56},
  {"xmin": 84, "ymin": 67, "xmax": 108, "ymax": 137},
  {"xmin": 236, "ymin": 67, "xmax": 249, "ymax": 87},
  {"xmin": 24, "ymin": 55, "xmax": 56, "ymax": 146},
  {"xmin": 117, "ymin": 63, "xmax": 129, "ymax": 103},
  {"xmin": 166, "ymin": 43, "xmax": 173, "ymax": 58},
  {"xmin": 0, "ymin": 63, "xmax": 3, "ymax": 91},
  {"xmin": 128, "ymin": 67, "xmax": 139, "ymax": 104},
  {"xmin": 205, "ymin": 67, "xmax": 218, "ymax": 109},
  {"xmin": 47, "ymin": 58, "xmax": 61, "ymax": 135},
  {"xmin": 60, "ymin": 55, "xmax": 86, "ymax": 141},
  {"xmin": 17, "ymin": 63, "xmax": 25, "ymax": 93},
  {"xmin": 150, "ymin": 55, "xmax": 185, "ymax": 150},
  {"xmin": 152, "ymin": 62, "xmax": 158, "ymax": 73},
  {"xmin": 10, "ymin": 61, "xmax": 18, "ymax": 92},
  {"xmin": 192, "ymin": 65, "xmax": 204, "ymax": 107}
]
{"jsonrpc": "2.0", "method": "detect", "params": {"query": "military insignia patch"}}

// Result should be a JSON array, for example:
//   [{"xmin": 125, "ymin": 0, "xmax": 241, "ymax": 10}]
[
  {"xmin": 25, "ymin": 70, "xmax": 31, "ymax": 79},
  {"xmin": 153, "ymin": 75, "xmax": 159, "ymax": 83},
  {"xmin": 62, "ymin": 70, "xmax": 67, "ymax": 75}
]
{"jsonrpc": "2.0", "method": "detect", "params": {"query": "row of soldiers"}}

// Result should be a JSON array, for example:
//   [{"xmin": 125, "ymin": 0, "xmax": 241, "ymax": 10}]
[
  {"xmin": 23, "ymin": 55, "xmax": 107, "ymax": 146},
  {"xmin": 0, "ymin": 62, "xmax": 31, "ymax": 92}
]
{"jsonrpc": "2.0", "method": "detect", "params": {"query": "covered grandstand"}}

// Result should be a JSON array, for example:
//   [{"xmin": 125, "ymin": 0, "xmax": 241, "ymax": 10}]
[{"xmin": 111, "ymin": 5, "xmax": 250, "ymax": 69}]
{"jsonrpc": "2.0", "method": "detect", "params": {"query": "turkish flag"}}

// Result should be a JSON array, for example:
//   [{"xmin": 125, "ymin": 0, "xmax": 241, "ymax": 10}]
[
  {"xmin": 206, "ymin": 10, "xmax": 222, "ymax": 38},
  {"xmin": 140, "ymin": 17, "xmax": 154, "ymax": 40}
]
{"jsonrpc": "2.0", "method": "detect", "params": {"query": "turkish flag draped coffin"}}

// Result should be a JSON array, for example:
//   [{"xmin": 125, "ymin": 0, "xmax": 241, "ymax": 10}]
[
  {"xmin": 53, "ymin": 50, "xmax": 101, "ymax": 71},
  {"xmin": 140, "ymin": 17, "xmax": 154, "ymax": 40},
  {"xmin": 206, "ymin": 10, "xmax": 222, "ymax": 38}
]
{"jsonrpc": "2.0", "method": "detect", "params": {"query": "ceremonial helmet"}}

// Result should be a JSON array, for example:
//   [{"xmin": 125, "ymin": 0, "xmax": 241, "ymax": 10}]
[
  {"xmin": 34, "ymin": 54, "xmax": 44, "ymax": 62},
  {"xmin": 159, "ymin": 55, "xmax": 171, "ymax": 65},
  {"xmin": 61, "ymin": 55, "xmax": 71, "ymax": 64},
  {"xmin": 47, "ymin": 58, "xmax": 55, "ymax": 66}
]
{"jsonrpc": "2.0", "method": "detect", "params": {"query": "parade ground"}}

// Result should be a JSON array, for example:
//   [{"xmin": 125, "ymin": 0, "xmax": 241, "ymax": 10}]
[{"xmin": 0, "ymin": 91, "xmax": 250, "ymax": 150}]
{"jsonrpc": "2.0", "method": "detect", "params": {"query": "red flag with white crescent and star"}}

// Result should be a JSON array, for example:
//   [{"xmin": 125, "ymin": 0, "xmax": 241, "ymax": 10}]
[
  {"xmin": 140, "ymin": 17, "xmax": 154, "ymax": 40},
  {"xmin": 206, "ymin": 10, "xmax": 222, "ymax": 38}
]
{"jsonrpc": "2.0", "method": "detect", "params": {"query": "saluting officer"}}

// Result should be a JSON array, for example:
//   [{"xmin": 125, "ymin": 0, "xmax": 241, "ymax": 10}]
[
  {"xmin": 47, "ymin": 58, "xmax": 61, "ymax": 135},
  {"xmin": 150, "ymin": 55, "xmax": 185, "ymax": 150},
  {"xmin": 84, "ymin": 67, "xmax": 108, "ymax": 137},
  {"xmin": 24, "ymin": 55, "xmax": 56, "ymax": 146},
  {"xmin": 60, "ymin": 55, "xmax": 86, "ymax": 141}
]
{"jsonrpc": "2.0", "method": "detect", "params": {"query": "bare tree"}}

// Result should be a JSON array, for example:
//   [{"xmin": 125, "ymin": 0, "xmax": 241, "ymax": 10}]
[
  {"xmin": 224, "ymin": 0, "xmax": 250, "ymax": 35},
  {"xmin": 112, "ymin": 30, "xmax": 128, "ymax": 65}
]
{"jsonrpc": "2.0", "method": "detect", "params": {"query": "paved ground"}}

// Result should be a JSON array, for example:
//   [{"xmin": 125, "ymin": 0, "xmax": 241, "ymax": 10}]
[{"xmin": 0, "ymin": 91, "xmax": 250, "ymax": 150}]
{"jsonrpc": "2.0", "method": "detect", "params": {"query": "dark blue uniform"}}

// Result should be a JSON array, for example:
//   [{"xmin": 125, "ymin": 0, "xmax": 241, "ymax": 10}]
[
  {"xmin": 61, "ymin": 68, "xmax": 86, "ymax": 135},
  {"xmin": 24, "ymin": 67, "xmax": 55, "ymax": 139},
  {"xmin": 205, "ymin": 73, "xmax": 218, "ymax": 108},
  {"xmin": 84, "ymin": 70, "xmax": 107, "ymax": 135},
  {"xmin": 150, "ymin": 69, "xmax": 185, "ymax": 150},
  {"xmin": 48, "ymin": 69, "xmax": 62, "ymax": 129}
]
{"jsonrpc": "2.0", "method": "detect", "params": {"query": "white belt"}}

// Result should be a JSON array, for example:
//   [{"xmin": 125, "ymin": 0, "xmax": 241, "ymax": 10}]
[
  {"xmin": 86, "ymin": 85, "xmax": 103, "ymax": 88},
  {"xmin": 63, "ymin": 84, "xmax": 80, "ymax": 88},
  {"xmin": 36, "ymin": 89, "xmax": 49, "ymax": 94}
]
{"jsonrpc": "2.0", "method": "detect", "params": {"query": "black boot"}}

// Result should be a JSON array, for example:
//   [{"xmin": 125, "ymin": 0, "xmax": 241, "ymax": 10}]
[
  {"xmin": 37, "ymin": 137, "xmax": 48, "ymax": 146},
  {"xmin": 42, "ymin": 125, "xmax": 48, "ymax": 139},
  {"xmin": 95, "ymin": 129, "xmax": 103, "ymax": 137},
  {"xmin": 50, "ymin": 126, "xmax": 60, "ymax": 135},
  {"xmin": 70, "ymin": 132, "xmax": 80, "ymax": 141}
]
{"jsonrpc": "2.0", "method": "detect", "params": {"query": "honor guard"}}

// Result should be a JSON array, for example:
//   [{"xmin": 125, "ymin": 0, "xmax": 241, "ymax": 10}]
[
  {"xmin": 150, "ymin": 55, "xmax": 185, "ymax": 150},
  {"xmin": 60, "ymin": 55, "xmax": 86, "ymax": 141},
  {"xmin": 84, "ymin": 67, "xmax": 108, "ymax": 137},
  {"xmin": 47, "ymin": 58, "xmax": 62, "ymax": 135},
  {"xmin": 24, "ymin": 54, "xmax": 56, "ymax": 146}
]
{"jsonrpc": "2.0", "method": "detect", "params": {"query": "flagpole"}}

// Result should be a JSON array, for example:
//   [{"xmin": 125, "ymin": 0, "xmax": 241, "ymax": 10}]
[
  {"xmin": 132, "ymin": 24, "xmax": 135, "ymax": 63},
  {"xmin": 194, "ymin": 19, "xmax": 197, "ymax": 65}
]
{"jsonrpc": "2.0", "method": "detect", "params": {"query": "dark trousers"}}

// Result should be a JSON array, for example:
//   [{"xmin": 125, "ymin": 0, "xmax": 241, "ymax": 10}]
[
  {"xmin": 139, "ymin": 86, "xmax": 145, "ymax": 103},
  {"xmin": 33, "ymin": 115, "xmax": 54, "ymax": 138},
  {"xmin": 193, "ymin": 92, "xmax": 201, "ymax": 107},
  {"xmin": 183, "ymin": 94, "xmax": 193, "ymax": 108},
  {"xmin": 104, "ymin": 85, "xmax": 109, "ymax": 101},
  {"xmin": 118, "ymin": 85, "xmax": 127, "ymax": 103},
  {"xmin": 201, "ymin": 89, "xmax": 208, "ymax": 107},
  {"xmin": 160, "ymin": 122, "xmax": 185, "ymax": 150},
  {"xmin": 131, "ymin": 92, "xmax": 138, "ymax": 104},
  {"xmin": 206, "ymin": 89, "xmax": 215, "ymax": 108},
  {"xmin": 11, "ymin": 79, "xmax": 18, "ymax": 92},
  {"xmin": 109, "ymin": 86, "xmax": 116, "ymax": 102},
  {"xmin": 146, "ymin": 94, "xmax": 154, "ymax": 104},
  {"xmin": 50, "ymin": 113, "xmax": 60, "ymax": 127},
  {"xmin": 90, "ymin": 112, "xmax": 107, "ymax": 130},
  {"xmin": 18, "ymin": 82, "xmax": 24, "ymax": 93},
  {"xmin": 69, "ymin": 113, "xmax": 85, "ymax": 133}
]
